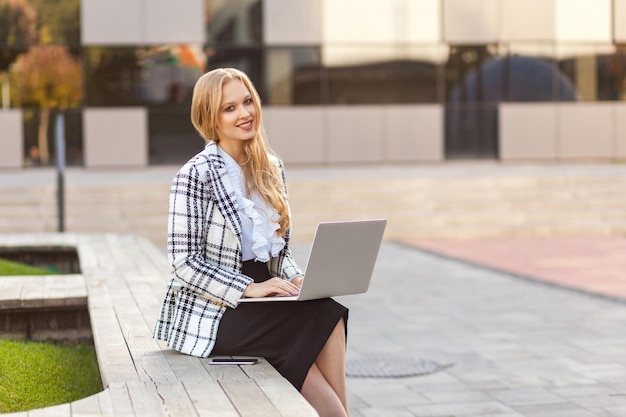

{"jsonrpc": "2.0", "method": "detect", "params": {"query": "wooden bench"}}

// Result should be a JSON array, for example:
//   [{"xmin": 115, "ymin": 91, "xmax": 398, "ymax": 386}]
[{"xmin": 0, "ymin": 233, "xmax": 318, "ymax": 417}]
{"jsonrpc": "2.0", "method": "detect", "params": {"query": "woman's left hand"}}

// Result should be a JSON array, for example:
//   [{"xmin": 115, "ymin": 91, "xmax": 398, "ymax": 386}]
[
  {"xmin": 243, "ymin": 277, "xmax": 300, "ymax": 298},
  {"xmin": 291, "ymin": 276, "xmax": 304, "ymax": 288}
]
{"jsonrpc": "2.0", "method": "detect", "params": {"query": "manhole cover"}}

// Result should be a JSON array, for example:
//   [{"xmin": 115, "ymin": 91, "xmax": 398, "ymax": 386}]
[{"xmin": 346, "ymin": 354, "xmax": 452, "ymax": 378}]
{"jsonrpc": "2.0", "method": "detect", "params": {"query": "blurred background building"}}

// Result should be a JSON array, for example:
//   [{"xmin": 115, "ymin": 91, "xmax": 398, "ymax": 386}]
[{"xmin": 1, "ymin": 0, "xmax": 626, "ymax": 169}]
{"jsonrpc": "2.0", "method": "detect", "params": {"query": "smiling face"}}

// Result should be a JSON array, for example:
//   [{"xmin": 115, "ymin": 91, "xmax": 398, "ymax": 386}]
[{"xmin": 215, "ymin": 79, "xmax": 257, "ymax": 155}]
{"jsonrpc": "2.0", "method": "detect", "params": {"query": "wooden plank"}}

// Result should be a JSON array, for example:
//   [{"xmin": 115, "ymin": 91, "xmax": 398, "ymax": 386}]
[
  {"xmin": 84, "ymin": 237, "xmax": 173, "ymax": 386},
  {"xmin": 125, "ymin": 279, "xmax": 163, "ymax": 326},
  {"xmin": 70, "ymin": 391, "xmax": 104, "ymax": 417},
  {"xmin": 254, "ymin": 380, "xmax": 318, "ymax": 417},
  {"xmin": 134, "ymin": 239, "xmax": 169, "ymax": 277},
  {"xmin": 107, "ymin": 383, "xmax": 136, "ymax": 417},
  {"xmin": 83, "ymin": 236, "xmax": 119, "ymax": 273},
  {"xmin": 160, "ymin": 349, "xmax": 219, "ymax": 383},
  {"xmin": 180, "ymin": 376, "xmax": 240, "ymax": 417},
  {"xmin": 20, "ymin": 276, "xmax": 44, "ymax": 308},
  {"xmin": 149, "ymin": 381, "xmax": 200, "ymax": 417},
  {"xmin": 61, "ymin": 274, "xmax": 89, "ymax": 306},
  {"xmin": 42, "ymin": 275, "xmax": 87, "ymax": 309},
  {"xmin": 219, "ymin": 379, "xmax": 281, "ymax": 417},
  {"xmin": 88, "ymin": 284, "xmax": 139, "ymax": 386},
  {"xmin": 2, "ymin": 411, "xmax": 27, "ymax": 417},
  {"xmin": 107, "ymin": 283, "xmax": 178, "ymax": 384},
  {"xmin": 96, "ymin": 388, "xmax": 116, "ymax": 417},
  {"xmin": 27, "ymin": 403, "xmax": 70, "ymax": 416},
  {"xmin": 104, "ymin": 235, "xmax": 141, "ymax": 273},
  {"xmin": 124, "ymin": 381, "xmax": 168, "ymax": 417},
  {"xmin": 240, "ymin": 358, "xmax": 282, "ymax": 379},
  {"xmin": 0, "ymin": 277, "xmax": 23, "ymax": 309},
  {"xmin": 74, "ymin": 236, "xmax": 100, "ymax": 271},
  {"xmin": 242, "ymin": 359, "xmax": 319, "ymax": 417}
]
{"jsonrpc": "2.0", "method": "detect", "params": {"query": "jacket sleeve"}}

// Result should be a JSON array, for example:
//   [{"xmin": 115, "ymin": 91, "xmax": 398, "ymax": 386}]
[
  {"xmin": 280, "ymin": 248, "xmax": 303, "ymax": 281},
  {"xmin": 167, "ymin": 162, "xmax": 252, "ymax": 308}
]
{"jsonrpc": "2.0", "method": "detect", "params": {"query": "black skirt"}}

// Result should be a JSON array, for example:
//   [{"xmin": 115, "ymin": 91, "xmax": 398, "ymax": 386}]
[{"xmin": 212, "ymin": 260, "xmax": 348, "ymax": 391}]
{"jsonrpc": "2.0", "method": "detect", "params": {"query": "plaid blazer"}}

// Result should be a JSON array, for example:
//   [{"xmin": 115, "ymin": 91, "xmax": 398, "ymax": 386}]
[{"xmin": 153, "ymin": 141, "xmax": 303, "ymax": 357}]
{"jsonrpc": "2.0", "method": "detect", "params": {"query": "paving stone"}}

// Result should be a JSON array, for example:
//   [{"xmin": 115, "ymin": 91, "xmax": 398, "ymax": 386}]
[
  {"xmin": 290, "ymin": 240, "xmax": 626, "ymax": 416},
  {"xmin": 408, "ymin": 400, "xmax": 515, "ymax": 416}
]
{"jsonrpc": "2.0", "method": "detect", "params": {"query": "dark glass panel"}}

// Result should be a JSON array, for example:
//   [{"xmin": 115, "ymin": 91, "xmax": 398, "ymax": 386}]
[
  {"xmin": 205, "ymin": 45, "xmax": 264, "ymax": 96},
  {"xmin": 23, "ymin": 108, "xmax": 83, "ymax": 167},
  {"xmin": 596, "ymin": 45, "xmax": 626, "ymax": 101},
  {"xmin": 444, "ymin": 103, "xmax": 498, "ymax": 159},
  {"xmin": 558, "ymin": 56, "xmax": 593, "ymax": 101},
  {"xmin": 206, "ymin": 0, "xmax": 262, "ymax": 45},
  {"xmin": 444, "ymin": 46, "xmax": 500, "ymax": 158},
  {"xmin": 137, "ymin": 46, "xmax": 204, "ymax": 105},
  {"xmin": 325, "ymin": 59, "xmax": 440, "ymax": 104},
  {"xmin": 84, "ymin": 47, "xmax": 144, "ymax": 106},
  {"xmin": 85, "ymin": 45, "xmax": 204, "ymax": 107},
  {"xmin": 557, "ymin": 45, "xmax": 617, "ymax": 102},
  {"xmin": 148, "ymin": 107, "xmax": 204, "ymax": 165},
  {"xmin": 445, "ymin": 44, "xmax": 501, "ymax": 104},
  {"xmin": 265, "ymin": 47, "xmax": 322, "ymax": 105},
  {"xmin": 321, "ymin": 46, "xmax": 443, "ymax": 105},
  {"xmin": 455, "ymin": 54, "xmax": 576, "ymax": 103}
]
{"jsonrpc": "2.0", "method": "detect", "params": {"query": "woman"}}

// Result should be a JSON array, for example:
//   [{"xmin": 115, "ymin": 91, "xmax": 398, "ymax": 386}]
[{"xmin": 154, "ymin": 68, "xmax": 350, "ymax": 416}]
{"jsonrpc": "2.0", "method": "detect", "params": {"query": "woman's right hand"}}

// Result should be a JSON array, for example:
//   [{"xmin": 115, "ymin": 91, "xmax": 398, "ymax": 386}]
[{"xmin": 243, "ymin": 277, "xmax": 300, "ymax": 298}]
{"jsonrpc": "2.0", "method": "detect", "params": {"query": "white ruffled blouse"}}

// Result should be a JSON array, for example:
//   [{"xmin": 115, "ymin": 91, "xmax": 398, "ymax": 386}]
[{"xmin": 219, "ymin": 146, "xmax": 286, "ymax": 262}]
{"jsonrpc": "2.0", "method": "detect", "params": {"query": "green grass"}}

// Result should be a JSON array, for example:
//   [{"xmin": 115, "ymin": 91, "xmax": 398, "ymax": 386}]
[
  {"xmin": 0, "ymin": 339, "xmax": 103, "ymax": 413},
  {"xmin": 0, "ymin": 258, "xmax": 60, "ymax": 276}
]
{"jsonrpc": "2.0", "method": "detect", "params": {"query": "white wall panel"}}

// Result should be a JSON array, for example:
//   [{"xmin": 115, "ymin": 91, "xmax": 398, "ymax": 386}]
[
  {"xmin": 145, "ymin": 0, "xmax": 204, "ymax": 43},
  {"xmin": 403, "ymin": 0, "xmax": 441, "ymax": 43},
  {"xmin": 443, "ymin": 0, "xmax": 499, "ymax": 44},
  {"xmin": 0, "ymin": 110, "xmax": 23, "ymax": 168},
  {"xmin": 615, "ymin": 104, "xmax": 626, "ymax": 158},
  {"xmin": 264, "ymin": 0, "xmax": 322, "ymax": 44},
  {"xmin": 499, "ymin": 104, "xmax": 557, "ymax": 160},
  {"xmin": 323, "ymin": 0, "xmax": 440, "ymax": 44},
  {"xmin": 384, "ymin": 105, "xmax": 443, "ymax": 161},
  {"xmin": 501, "ymin": 0, "xmax": 555, "ymax": 41},
  {"xmin": 556, "ymin": 0, "xmax": 611, "ymax": 42},
  {"xmin": 557, "ymin": 103, "xmax": 613, "ymax": 159},
  {"xmin": 84, "ymin": 108, "xmax": 148, "ymax": 167},
  {"xmin": 327, "ymin": 107, "xmax": 383, "ymax": 163},
  {"xmin": 81, "ymin": 0, "xmax": 142, "ymax": 45},
  {"xmin": 615, "ymin": 0, "xmax": 626, "ymax": 42},
  {"xmin": 264, "ymin": 107, "xmax": 325, "ymax": 163},
  {"xmin": 82, "ymin": 0, "xmax": 203, "ymax": 45}
]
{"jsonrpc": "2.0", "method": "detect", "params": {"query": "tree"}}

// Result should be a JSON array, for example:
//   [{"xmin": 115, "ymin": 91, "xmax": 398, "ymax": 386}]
[
  {"xmin": 9, "ymin": 45, "xmax": 82, "ymax": 164},
  {"xmin": 29, "ymin": 0, "xmax": 79, "ymax": 45},
  {"xmin": 0, "ymin": 0, "xmax": 37, "ymax": 72}
]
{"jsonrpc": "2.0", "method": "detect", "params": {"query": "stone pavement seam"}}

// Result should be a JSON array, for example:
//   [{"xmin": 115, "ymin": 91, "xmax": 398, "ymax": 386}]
[{"xmin": 398, "ymin": 240, "xmax": 626, "ymax": 307}]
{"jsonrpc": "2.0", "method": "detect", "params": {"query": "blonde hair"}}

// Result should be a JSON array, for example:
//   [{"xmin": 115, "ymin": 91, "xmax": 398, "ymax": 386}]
[{"xmin": 190, "ymin": 68, "xmax": 290, "ymax": 236}]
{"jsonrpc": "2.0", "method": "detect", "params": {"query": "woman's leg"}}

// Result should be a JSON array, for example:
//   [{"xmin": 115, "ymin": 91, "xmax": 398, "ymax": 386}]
[
  {"xmin": 301, "ymin": 318, "xmax": 349, "ymax": 416},
  {"xmin": 301, "ymin": 363, "xmax": 348, "ymax": 417}
]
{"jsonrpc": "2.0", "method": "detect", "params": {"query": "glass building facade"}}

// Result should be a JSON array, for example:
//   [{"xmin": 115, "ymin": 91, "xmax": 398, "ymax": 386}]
[{"xmin": 2, "ymin": 0, "xmax": 626, "ymax": 168}]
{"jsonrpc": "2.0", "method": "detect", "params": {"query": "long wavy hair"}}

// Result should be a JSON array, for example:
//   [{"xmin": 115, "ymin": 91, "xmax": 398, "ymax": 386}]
[{"xmin": 190, "ymin": 68, "xmax": 290, "ymax": 236}]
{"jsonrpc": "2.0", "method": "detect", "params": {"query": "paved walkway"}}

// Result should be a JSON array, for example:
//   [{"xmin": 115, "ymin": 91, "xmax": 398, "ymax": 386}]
[
  {"xmin": 407, "ymin": 236, "xmax": 626, "ymax": 302},
  {"xmin": 288, "ymin": 236, "xmax": 626, "ymax": 417},
  {"xmin": 3, "ymin": 163, "xmax": 626, "ymax": 416}
]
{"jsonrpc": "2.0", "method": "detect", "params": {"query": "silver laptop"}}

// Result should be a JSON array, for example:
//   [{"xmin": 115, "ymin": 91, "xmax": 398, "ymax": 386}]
[{"xmin": 239, "ymin": 219, "xmax": 386, "ymax": 302}]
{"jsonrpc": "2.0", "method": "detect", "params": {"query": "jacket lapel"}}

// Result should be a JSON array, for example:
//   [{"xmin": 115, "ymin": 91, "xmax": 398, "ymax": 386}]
[{"xmin": 203, "ymin": 142, "xmax": 242, "ymax": 244}]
